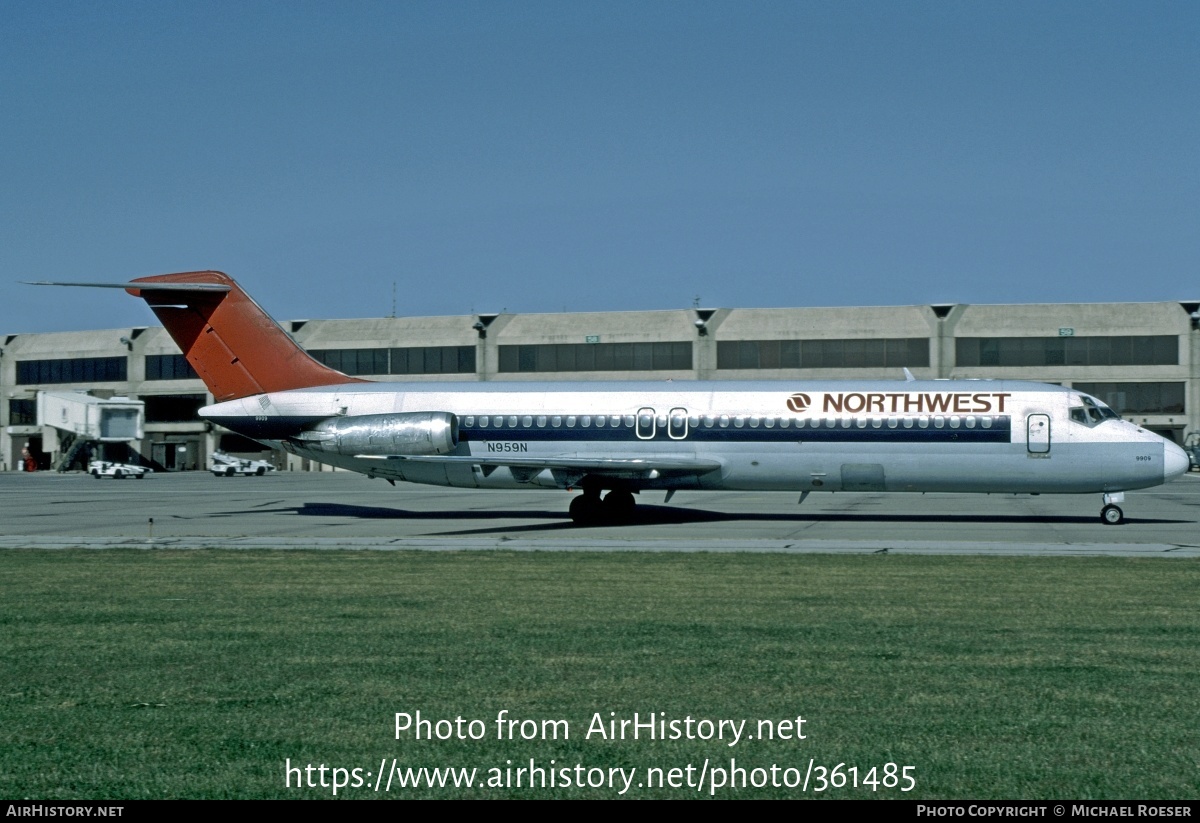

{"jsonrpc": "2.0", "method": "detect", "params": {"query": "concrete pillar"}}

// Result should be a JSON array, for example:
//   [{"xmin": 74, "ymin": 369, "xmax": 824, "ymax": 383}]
[
  {"xmin": 693, "ymin": 309, "xmax": 729, "ymax": 380},
  {"xmin": 926, "ymin": 304, "xmax": 965, "ymax": 379},
  {"xmin": 1189, "ymin": 316, "xmax": 1200, "ymax": 439}
]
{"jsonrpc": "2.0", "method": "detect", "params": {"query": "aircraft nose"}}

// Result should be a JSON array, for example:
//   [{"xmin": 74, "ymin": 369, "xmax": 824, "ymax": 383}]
[{"xmin": 1164, "ymin": 440, "xmax": 1190, "ymax": 481}]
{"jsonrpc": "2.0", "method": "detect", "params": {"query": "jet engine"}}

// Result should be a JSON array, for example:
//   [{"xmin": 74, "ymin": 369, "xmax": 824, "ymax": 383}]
[{"xmin": 293, "ymin": 412, "xmax": 458, "ymax": 456}]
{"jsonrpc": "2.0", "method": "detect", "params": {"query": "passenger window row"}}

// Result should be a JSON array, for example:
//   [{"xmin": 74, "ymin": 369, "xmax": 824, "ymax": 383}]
[
  {"xmin": 465, "ymin": 415, "xmax": 634, "ymax": 429},
  {"xmin": 460, "ymin": 414, "xmax": 1000, "ymax": 430}
]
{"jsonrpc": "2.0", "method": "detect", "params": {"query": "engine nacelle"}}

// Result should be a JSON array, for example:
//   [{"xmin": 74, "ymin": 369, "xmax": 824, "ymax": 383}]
[{"xmin": 295, "ymin": 412, "xmax": 459, "ymax": 456}]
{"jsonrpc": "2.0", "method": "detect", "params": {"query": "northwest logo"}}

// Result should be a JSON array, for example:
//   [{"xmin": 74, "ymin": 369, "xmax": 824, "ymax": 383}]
[{"xmin": 785, "ymin": 391, "xmax": 1013, "ymax": 415}]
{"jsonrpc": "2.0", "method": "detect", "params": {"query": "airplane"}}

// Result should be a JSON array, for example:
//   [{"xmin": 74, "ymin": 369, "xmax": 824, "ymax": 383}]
[{"xmin": 33, "ymin": 271, "xmax": 1191, "ymax": 525}]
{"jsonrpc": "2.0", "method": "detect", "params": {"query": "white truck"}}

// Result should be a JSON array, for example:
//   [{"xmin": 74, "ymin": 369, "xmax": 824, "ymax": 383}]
[
  {"xmin": 1184, "ymin": 432, "xmax": 1200, "ymax": 472},
  {"xmin": 88, "ymin": 460, "xmax": 150, "ymax": 479},
  {"xmin": 210, "ymin": 452, "xmax": 276, "ymax": 477}
]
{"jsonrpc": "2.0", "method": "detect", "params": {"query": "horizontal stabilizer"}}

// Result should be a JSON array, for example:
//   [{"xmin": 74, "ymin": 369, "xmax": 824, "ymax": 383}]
[
  {"xmin": 30, "ymin": 271, "xmax": 365, "ymax": 401},
  {"xmin": 26, "ymin": 281, "xmax": 231, "ymax": 292}
]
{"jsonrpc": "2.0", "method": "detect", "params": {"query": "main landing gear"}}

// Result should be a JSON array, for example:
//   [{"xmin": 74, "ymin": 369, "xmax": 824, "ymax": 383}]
[
  {"xmin": 1100, "ymin": 492, "xmax": 1125, "ymax": 526},
  {"xmin": 569, "ymin": 487, "xmax": 637, "ymax": 525}
]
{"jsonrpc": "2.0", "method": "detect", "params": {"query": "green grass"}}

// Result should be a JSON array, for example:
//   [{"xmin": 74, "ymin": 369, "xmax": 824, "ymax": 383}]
[{"xmin": 1, "ymin": 550, "xmax": 1198, "ymax": 799}]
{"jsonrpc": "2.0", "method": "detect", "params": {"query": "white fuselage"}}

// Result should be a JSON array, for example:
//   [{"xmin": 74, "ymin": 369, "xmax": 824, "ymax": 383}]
[{"xmin": 200, "ymin": 379, "xmax": 1189, "ymax": 496}]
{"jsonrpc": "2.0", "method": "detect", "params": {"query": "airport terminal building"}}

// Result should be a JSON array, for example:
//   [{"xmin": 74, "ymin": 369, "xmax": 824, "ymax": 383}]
[{"xmin": 3, "ymin": 299, "xmax": 1198, "ymax": 472}]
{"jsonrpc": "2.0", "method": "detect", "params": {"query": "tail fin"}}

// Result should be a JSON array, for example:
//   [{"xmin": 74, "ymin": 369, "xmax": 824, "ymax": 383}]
[{"xmin": 126, "ymin": 271, "xmax": 366, "ymax": 402}]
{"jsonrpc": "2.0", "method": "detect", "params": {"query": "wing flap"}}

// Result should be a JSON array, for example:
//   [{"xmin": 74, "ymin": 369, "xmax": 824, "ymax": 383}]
[{"xmin": 356, "ymin": 453, "xmax": 722, "ymax": 478}]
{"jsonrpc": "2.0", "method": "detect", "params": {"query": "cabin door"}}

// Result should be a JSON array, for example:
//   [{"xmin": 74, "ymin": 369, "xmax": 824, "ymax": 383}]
[
  {"xmin": 1026, "ymin": 414, "xmax": 1051, "ymax": 454},
  {"xmin": 636, "ymin": 407, "xmax": 657, "ymax": 440},
  {"xmin": 667, "ymin": 407, "xmax": 689, "ymax": 440}
]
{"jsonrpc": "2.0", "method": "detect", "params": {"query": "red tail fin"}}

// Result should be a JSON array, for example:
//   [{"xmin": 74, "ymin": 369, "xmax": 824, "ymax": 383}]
[{"xmin": 127, "ymin": 271, "xmax": 366, "ymax": 402}]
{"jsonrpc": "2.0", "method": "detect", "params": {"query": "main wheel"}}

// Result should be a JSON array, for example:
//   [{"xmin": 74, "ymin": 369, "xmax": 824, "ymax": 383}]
[
  {"xmin": 569, "ymin": 494, "xmax": 605, "ymax": 526},
  {"xmin": 113, "ymin": 469, "xmax": 123, "ymax": 480},
  {"xmin": 603, "ymin": 489, "xmax": 636, "ymax": 521},
  {"xmin": 225, "ymin": 467, "xmax": 235, "ymax": 477},
  {"xmin": 256, "ymin": 467, "xmax": 265, "ymax": 476},
  {"xmin": 1101, "ymin": 504, "xmax": 1124, "ymax": 525}
]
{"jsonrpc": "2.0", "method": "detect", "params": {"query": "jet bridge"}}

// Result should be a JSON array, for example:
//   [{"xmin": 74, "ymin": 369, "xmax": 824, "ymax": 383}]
[{"xmin": 35, "ymin": 391, "xmax": 144, "ymax": 471}]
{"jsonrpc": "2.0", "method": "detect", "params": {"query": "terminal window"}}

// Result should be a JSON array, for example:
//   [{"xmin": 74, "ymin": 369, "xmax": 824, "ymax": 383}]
[
  {"xmin": 391, "ymin": 346, "xmax": 476, "ymax": 375},
  {"xmin": 716, "ymin": 338, "xmax": 929, "ymax": 370},
  {"xmin": 8, "ymin": 398, "xmax": 35, "ymax": 426},
  {"xmin": 146, "ymin": 354, "xmax": 199, "ymax": 381},
  {"xmin": 143, "ymin": 394, "xmax": 207, "ymax": 423},
  {"xmin": 16, "ymin": 357, "xmax": 127, "ymax": 385},
  {"xmin": 308, "ymin": 347, "xmax": 475, "ymax": 375},
  {"xmin": 956, "ymin": 336, "xmax": 1178, "ymax": 367},
  {"xmin": 499, "ymin": 342, "xmax": 692, "ymax": 373},
  {"xmin": 309, "ymin": 348, "xmax": 390, "ymax": 375},
  {"xmin": 1072, "ymin": 382, "xmax": 1185, "ymax": 415}
]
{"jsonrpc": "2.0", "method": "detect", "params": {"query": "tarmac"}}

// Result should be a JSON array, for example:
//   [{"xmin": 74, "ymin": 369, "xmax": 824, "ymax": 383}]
[{"xmin": 2, "ymin": 469, "xmax": 1198, "ymax": 556}]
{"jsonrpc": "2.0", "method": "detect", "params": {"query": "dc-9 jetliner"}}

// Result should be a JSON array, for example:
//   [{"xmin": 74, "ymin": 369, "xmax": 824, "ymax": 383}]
[{"xmin": 36, "ymin": 271, "xmax": 1190, "ymax": 525}]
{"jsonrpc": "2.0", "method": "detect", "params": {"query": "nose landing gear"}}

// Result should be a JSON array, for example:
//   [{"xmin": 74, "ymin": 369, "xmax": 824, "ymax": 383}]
[{"xmin": 1100, "ymin": 492, "xmax": 1125, "ymax": 525}]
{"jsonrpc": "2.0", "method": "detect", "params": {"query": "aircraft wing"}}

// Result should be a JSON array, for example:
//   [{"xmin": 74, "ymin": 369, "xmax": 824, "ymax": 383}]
[{"xmin": 356, "ymin": 453, "xmax": 723, "ymax": 484}]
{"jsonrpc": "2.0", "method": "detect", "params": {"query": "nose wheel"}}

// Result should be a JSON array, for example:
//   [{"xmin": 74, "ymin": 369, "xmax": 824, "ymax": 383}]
[{"xmin": 1101, "ymin": 504, "xmax": 1124, "ymax": 525}]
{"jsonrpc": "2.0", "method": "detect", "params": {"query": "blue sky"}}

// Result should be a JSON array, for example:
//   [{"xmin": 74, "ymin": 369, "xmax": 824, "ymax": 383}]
[{"xmin": 3, "ymin": 1, "xmax": 1197, "ymax": 334}]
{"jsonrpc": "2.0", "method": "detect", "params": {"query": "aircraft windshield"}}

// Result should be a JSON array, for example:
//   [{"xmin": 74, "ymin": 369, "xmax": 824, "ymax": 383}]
[{"xmin": 1071, "ymin": 395, "xmax": 1120, "ymax": 426}]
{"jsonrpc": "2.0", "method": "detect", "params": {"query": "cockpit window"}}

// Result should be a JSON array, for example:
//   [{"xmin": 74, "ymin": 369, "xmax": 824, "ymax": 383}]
[{"xmin": 1072, "ymin": 394, "xmax": 1120, "ymax": 427}]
